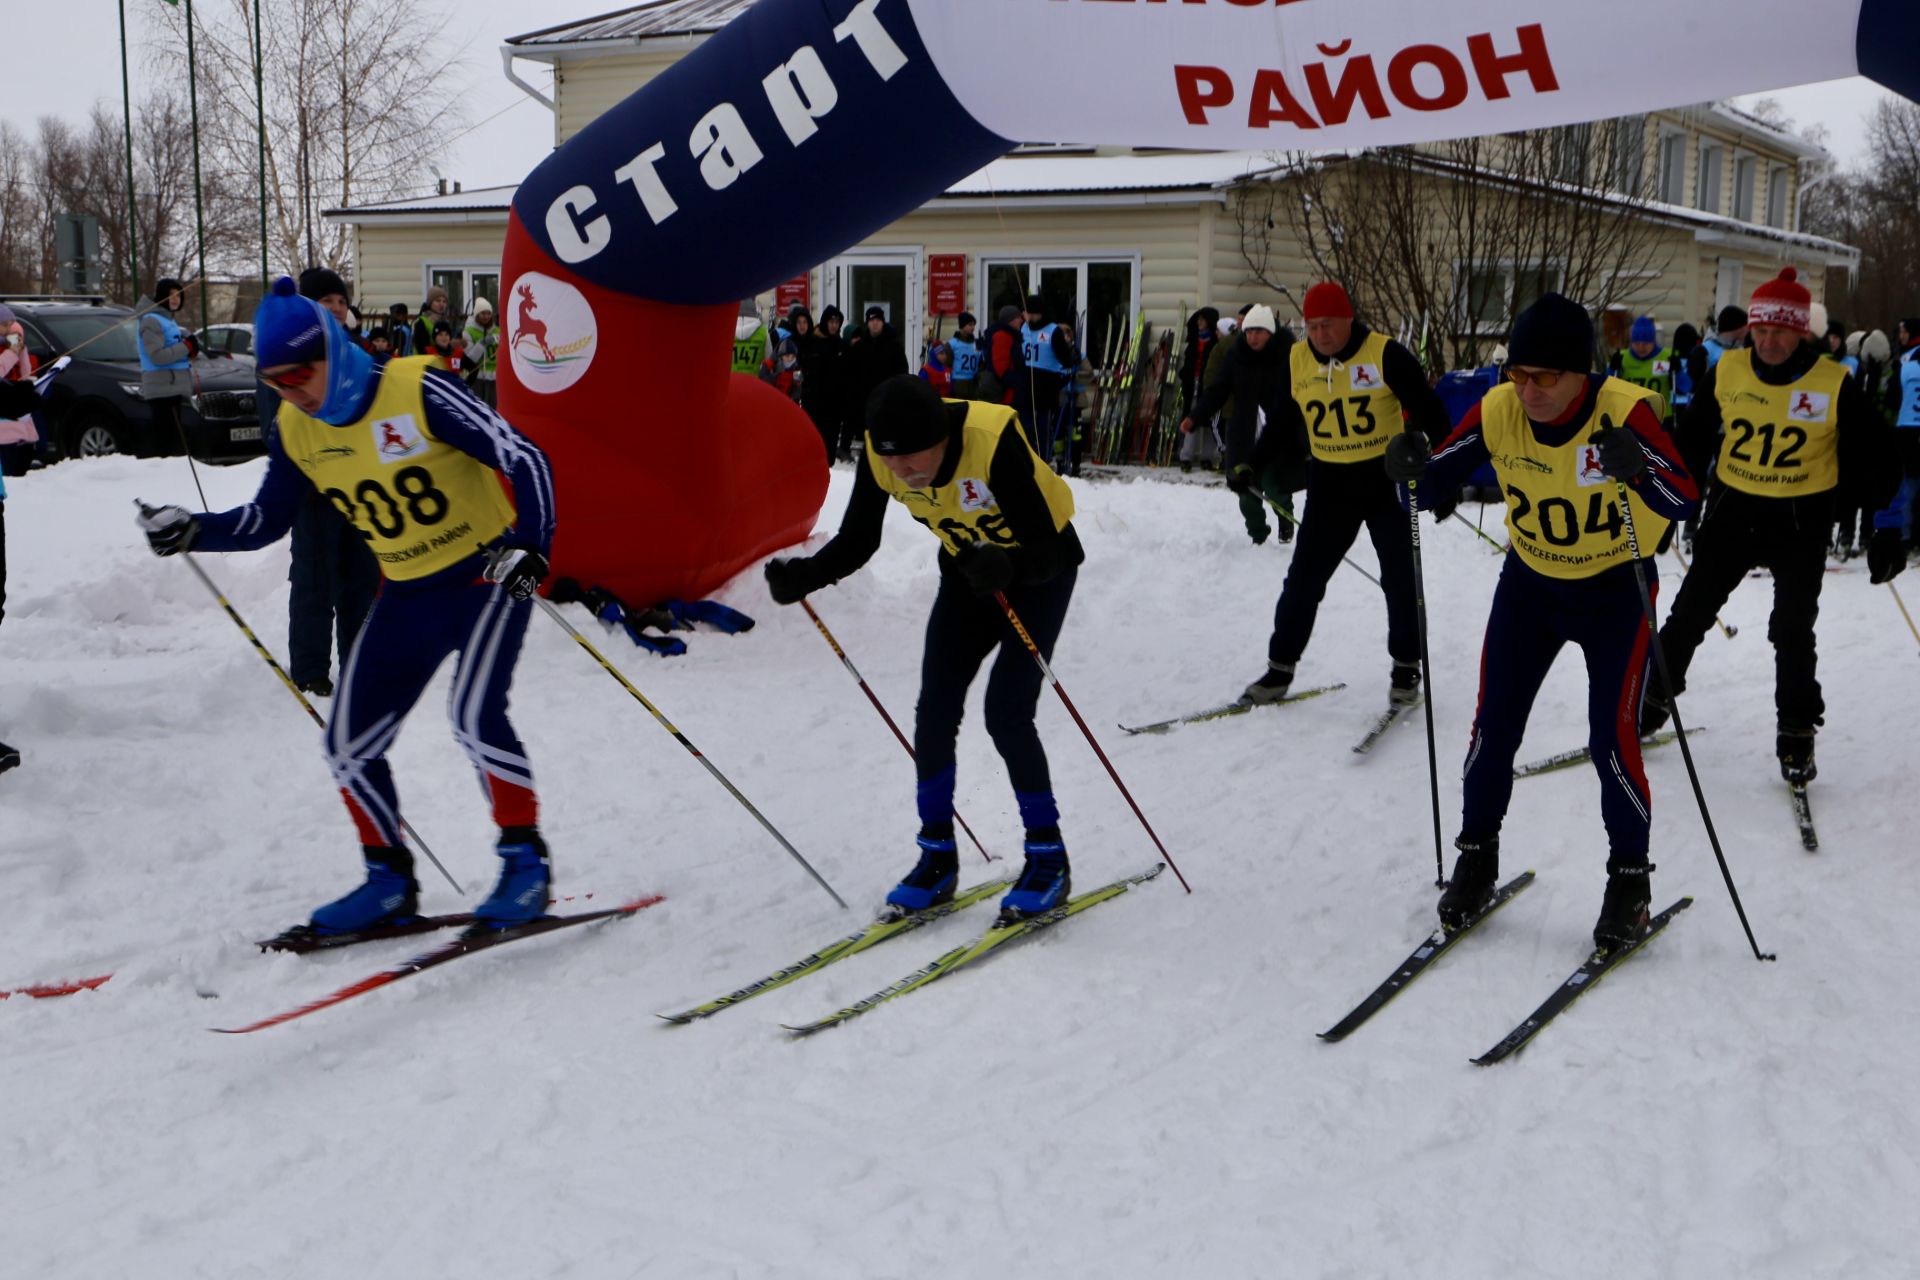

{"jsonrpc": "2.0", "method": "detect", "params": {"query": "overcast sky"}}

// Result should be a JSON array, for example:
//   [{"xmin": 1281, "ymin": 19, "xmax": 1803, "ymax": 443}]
[{"xmin": 11, "ymin": 1, "xmax": 1901, "ymax": 201}]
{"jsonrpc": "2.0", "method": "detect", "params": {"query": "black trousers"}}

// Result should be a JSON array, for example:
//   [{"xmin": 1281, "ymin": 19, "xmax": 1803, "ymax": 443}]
[
  {"xmin": 1270, "ymin": 457, "xmax": 1418, "ymax": 667},
  {"xmin": 1657, "ymin": 488, "xmax": 1827, "ymax": 731},
  {"xmin": 913, "ymin": 565, "xmax": 1076, "ymax": 829},
  {"xmin": 288, "ymin": 492, "xmax": 380, "ymax": 686}
]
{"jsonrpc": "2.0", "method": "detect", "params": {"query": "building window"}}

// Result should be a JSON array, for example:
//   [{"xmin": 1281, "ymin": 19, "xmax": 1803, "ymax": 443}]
[
  {"xmin": 1766, "ymin": 167, "xmax": 1790, "ymax": 228},
  {"xmin": 1657, "ymin": 131, "xmax": 1688, "ymax": 205},
  {"xmin": 1613, "ymin": 116, "xmax": 1646, "ymax": 196},
  {"xmin": 1457, "ymin": 262, "xmax": 1565, "ymax": 336},
  {"xmin": 1697, "ymin": 143, "xmax": 1724, "ymax": 214},
  {"xmin": 980, "ymin": 257, "xmax": 1137, "ymax": 368},
  {"xmin": 1732, "ymin": 154, "xmax": 1757, "ymax": 222},
  {"xmin": 1555, "ymin": 123, "xmax": 1593, "ymax": 185},
  {"xmin": 422, "ymin": 265, "xmax": 501, "ymax": 327}
]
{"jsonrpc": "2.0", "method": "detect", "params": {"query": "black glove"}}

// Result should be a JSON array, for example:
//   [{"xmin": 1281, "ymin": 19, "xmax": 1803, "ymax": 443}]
[
  {"xmin": 1225, "ymin": 463, "xmax": 1255, "ymax": 496},
  {"xmin": 764, "ymin": 557, "xmax": 819, "ymax": 606},
  {"xmin": 0, "ymin": 379, "xmax": 40, "ymax": 419},
  {"xmin": 1383, "ymin": 431, "xmax": 1430, "ymax": 484},
  {"xmin": 136, "ymin": 501, "xmax": 199, "ymax": 556},
  {"xmin": 1868, "ymin": 528, "xmax": 1908, "ymax": 585},
  {"xmin": 183, "ymin": 333, "xmax": 200, "ymax": 359},
  {"xmin": 955, "ymin": 542, "xmax": 1014, "ymax": 596},
  {"xmin": 483, "ymin": 545, "xmax": 549, "ymax": 600},
  {"xmin": 1430, "ymin": 490, "xmax": 1460, "ymax": 524},
  {"xmin": 1590, "ymin": 425, "xmax": 1647, "ymax": 480}
]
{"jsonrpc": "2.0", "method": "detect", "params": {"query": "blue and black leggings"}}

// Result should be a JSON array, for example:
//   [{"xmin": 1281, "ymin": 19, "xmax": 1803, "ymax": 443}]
[{"xmin": 914, "ymin": 566, "xmax": 1076, "ymax": 834}]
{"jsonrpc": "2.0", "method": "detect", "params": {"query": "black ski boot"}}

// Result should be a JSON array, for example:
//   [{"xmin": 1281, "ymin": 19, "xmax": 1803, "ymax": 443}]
[
  {"xmin": 1389, "ymin": 661, "xmax": 1422, "ymax": 709},
  {"xmin": 1437, "ymin": 838, "xmax": 1499, "ymax": 932},
  {"xmin": 1242, "ymin": 661, "xmax": 1296, "ymax": 705},
  {"xmin": 1777, "ymin": 730, "xmax": 1817, "ymax": 784},
  {"xmin": 1594, "ymin": 860, "xmax": 1655, "ymax": 951}
]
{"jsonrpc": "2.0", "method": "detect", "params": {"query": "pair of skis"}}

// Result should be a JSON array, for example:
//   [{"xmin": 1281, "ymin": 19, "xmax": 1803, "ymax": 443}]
[
  {"xmin": 1318, "ymin": 872, "xmax": 1692, "ymax": 1063},
  {"xmin": 660, "ymin": 866, "xmax": 1165, "ymax": 1034},
  {"xmin": 216, "ymin": 896, "xmax": 665, "ymax": 1034}
]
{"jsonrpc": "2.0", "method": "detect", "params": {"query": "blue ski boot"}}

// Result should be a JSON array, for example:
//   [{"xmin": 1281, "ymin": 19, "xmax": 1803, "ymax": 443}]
[
  {"xmin": 310, "ymin": 847, "xmax": 421, "ymax": 935},
  {"xmin": 883, "ymin": 827, "xmax": 958, "ymax": 918},
  {"xmin": 999, "ymin": 829, "xmax": 1071, "ymax": 923},
  {"xmin": 473, "ymin": 828, "xmax": 552, "ymax": 929}
]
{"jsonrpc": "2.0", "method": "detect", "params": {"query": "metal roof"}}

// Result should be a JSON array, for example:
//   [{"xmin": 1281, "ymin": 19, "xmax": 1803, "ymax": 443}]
[{"xmin": 506, "ymin": 0, "xmax": 754, "ymax": 48}]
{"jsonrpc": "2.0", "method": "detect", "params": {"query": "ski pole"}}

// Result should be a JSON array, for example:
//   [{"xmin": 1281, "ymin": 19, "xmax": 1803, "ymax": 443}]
[
  {"xmin": 799, "ymin": 599, "xmax": 995, "ymax": 863},
  {"xmin": 1450, "ymin": 509, "xmax": 1507, "ymax": 555},
  {"xmin": 1886, "ymin": 581, "xmax": 1920, "ymax": 657},
  {"xmin": 1671, "ymin": 544, "xmax": 1738, "ymax": 639},
  {"xmin": 1602, "ymin": 435, "xmax": 1774, "ymax": 962},
  {"xmin": 991, "ymin": 591, "xmax": 1192, "ymax": 893},
  {"xmin": 536, "ymin": 597, "xmax": 848, "ymax": 910},
  {"xmin": 1261, "ymin": 496, "xmax": 1384, "ymax": 588},
  {"xmin": 173, "ymin": 548, "xmax": 462, "ymax": 895},
  {"xmin": 1404, "ymin": 480, "xmax": 1447, "ymax": 889}
]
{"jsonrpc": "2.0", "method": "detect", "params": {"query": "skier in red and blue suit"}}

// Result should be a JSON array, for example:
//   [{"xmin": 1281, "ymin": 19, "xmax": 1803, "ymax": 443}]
[
  {"xmin": 137, "ymin": 277, "xmax": 557, "ymax": 935},
  {"xmin": 1386, "ymin": 293, "xmax": 1698, "ymax": 951}
]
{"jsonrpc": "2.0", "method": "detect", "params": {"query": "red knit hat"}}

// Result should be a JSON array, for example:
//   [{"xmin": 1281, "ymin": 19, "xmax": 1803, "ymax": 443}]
[
  {"xmin": 1748, "ymin": 267, "xmax": 1811, "ymax": 334},
  {"xmin": 1303, "ymin": 282, "xmax": 1354, "ymax": 322}
]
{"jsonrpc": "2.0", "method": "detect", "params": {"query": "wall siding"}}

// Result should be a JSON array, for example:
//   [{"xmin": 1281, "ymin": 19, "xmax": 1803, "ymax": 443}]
[
  {"xmin": 555, "ymin": 47, "xmax": 704, "ymax": 144},
  {"xmin": 351, "ymin": 223, "xmax": 507, "ymax": 313}
]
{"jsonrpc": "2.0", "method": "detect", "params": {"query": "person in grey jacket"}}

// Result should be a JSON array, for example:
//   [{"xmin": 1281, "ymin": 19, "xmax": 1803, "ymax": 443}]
[{"xmin": 138, "ymin": 277, "xmax": 197, "ymax": 449}]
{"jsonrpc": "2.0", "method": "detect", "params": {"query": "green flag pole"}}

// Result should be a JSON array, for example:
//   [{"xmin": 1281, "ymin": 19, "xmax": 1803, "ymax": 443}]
[
  {"xmin": 118, "ymin": 0, "xmax": 141, "ymax": 299},
  {"xmin": 184, "ymin": 0, "xmax": 210, "ymax": 325},
  {"xmin": 252, "ymin": 0, "xmax": 268, "ymax": 289}
]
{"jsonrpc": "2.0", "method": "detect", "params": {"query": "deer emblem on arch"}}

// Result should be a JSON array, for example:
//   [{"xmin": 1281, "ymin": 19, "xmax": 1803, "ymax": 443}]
[{"xmin": 514, "ymin": 283, "xmax": 556, "ymax": 362}]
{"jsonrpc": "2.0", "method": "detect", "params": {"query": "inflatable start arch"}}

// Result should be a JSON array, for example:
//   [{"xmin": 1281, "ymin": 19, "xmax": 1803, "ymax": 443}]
[{"xmin": 496, "ymin": 0, "xmax": 1919, "ymax": 606}]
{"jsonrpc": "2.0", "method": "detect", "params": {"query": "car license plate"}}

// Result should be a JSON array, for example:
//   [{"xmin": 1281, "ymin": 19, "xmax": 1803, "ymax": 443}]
[{"xmin": 229, "ymin": 427, "xmax": 261, "ymax": 441}]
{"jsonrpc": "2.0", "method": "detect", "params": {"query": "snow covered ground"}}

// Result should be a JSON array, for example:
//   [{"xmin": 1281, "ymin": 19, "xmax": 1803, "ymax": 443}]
[{"xmin": 3, "ymin": 454, "xmax": 1917, "ymax": 1279}]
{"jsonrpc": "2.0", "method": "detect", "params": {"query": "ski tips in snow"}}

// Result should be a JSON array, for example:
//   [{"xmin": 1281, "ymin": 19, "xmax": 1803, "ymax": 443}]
[
  {"xmin": 0, "ymin": 973, "xmax": 113, "ymax": 1001},
  {"xmin": 1317, "ymin": 872, "xmax": 1536, "ymax": 1043},
  {"xmin": 781, "ymin": 865, "xmax": 1166, "ymax": 1037},
  {"xmin": 1351, "ymin": 697, "xmax": 1422, "ymax": 755},
  {"xmin": 655, "ymin": 878, "xmax": 1014, "ymax": 1024},
  {"xmin": 1788, "ymin": 784, "xmax": 1819, "ymax": 851}
]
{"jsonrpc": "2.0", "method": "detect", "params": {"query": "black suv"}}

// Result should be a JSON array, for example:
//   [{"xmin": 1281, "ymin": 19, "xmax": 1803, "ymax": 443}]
[{"xmin": 2, "ymin": 296, "xmax": 265, "ymax": 464}]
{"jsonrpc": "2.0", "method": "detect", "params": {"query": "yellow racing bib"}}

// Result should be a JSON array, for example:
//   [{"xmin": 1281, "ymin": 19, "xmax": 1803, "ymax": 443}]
[
  {"xmin": 1291, "ymin": 329, "xmax": 1405, "ymax": 463},
  {"xmin": 1480, "ymin": 379, "xmax": 1669, "ymax": 581},
  {"xmin": 1711, "ymin": 350, "xmax": 1844, "ymax": 498},
  {"xmin": 867, "ymin": 401, "xmax": 1073, "ymax": 553},
  {"xmin": 274, "ymin": 357, "xmax": 516, "ymax": 579}
]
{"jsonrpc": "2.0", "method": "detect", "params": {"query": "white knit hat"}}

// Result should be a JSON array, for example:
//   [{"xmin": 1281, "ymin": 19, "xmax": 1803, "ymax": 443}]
[{"xmin": 1242, "ymin": 304, "xmax": 1277, "ymax": 334}]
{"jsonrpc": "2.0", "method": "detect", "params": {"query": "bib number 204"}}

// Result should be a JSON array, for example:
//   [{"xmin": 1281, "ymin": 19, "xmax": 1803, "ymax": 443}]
[
  {"xmin": 325, "ymin": 466, "xmax": 450, "ymax": 540},
  {"xmin": 1506, "ymin": 486, "xmax": 1624, "ymax": 548}
]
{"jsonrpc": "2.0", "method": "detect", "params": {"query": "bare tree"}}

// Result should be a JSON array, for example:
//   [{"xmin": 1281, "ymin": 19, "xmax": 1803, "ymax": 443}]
[
  {"xmin": 1236, "ymin": 120, "xmax": 1674, "ymax": 372},
  {"xmin": 1802, "ymin": 98, "xmax": 1920, "ymax": 330},
  {"xmin": 148, "ymin": 0, "xmax": 459, "ymax": 286}
]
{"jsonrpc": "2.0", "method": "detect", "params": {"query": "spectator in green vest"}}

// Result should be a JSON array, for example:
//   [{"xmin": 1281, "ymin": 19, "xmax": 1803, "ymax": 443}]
[
  {"xmin": 1607, "ymin": 315, "xmax": 1675, "ymax": 421},
  {"xmin": 463, "ymin": 297, "xmax": 500, "ymax": 407}
]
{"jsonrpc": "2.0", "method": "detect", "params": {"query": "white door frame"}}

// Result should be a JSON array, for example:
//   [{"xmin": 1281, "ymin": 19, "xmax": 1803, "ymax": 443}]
[{"xmin": 825, "ymin": 246, "xmax": 923, "ymax": 350}]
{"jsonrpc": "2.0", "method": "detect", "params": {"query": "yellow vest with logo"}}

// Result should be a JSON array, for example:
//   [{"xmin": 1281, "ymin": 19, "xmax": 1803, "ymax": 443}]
[
  {"xmin": 866, "ymin": 401, "xmax": 1074, "ymax": 554},
  {"xmin": 1711, "ymin": 350, "xmax": 1844, "ymax": 499},
  {"xmin": 274, "ymin": 357, "xmax": 516, "ymax": 579},
  {"xmin": 1291, "ymin": 329, "xmax": 1405, "ymax": 463},
  {"xmin": 1481, "ymin": 378, "xmax": 1669, "ymax": 581}
]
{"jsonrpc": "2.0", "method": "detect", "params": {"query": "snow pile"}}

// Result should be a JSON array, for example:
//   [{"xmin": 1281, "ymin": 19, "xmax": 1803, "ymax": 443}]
[{"xmin": 2, "ymin": 456, "xmax": 1916, "ymax": 1277}]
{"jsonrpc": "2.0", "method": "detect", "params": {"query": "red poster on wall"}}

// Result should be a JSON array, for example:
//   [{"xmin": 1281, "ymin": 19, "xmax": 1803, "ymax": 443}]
[
  {"xmin": 775, "ymin": 274, "xmax": 810, "ymax": 313},
  {"xmin": 928, "ymin": 254, "xmax": 967, "ymax": 316}
]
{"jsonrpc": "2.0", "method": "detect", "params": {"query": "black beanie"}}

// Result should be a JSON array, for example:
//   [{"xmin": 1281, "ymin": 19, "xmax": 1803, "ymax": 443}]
[
  {"xmin": 1716, "ymin": 305, "xmax": 1748, "ymax": 334},
  {"xmin": 1024, "ymin": 293, "xmax": 1045, "ymax": 314},
  {"xmin": 1506, "ymin": 293, "xmax": 1594, "ymax": 373},
  {"xmin": 867, "ymin": 374, "xmax": 950, "ymax": 455},
  {"xmin": 298, "ymin": 266, "xmax": 349, "ymax": 302},
  {"xmin": 956, "ymin": 311, "xmax": 977, "ymax": 327}
]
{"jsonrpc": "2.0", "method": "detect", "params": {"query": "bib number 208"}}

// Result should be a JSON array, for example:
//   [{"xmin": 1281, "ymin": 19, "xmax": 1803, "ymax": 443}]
[{"xmin": 325, "ymin": 466, "xmax": 450, "ymax": 540}]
